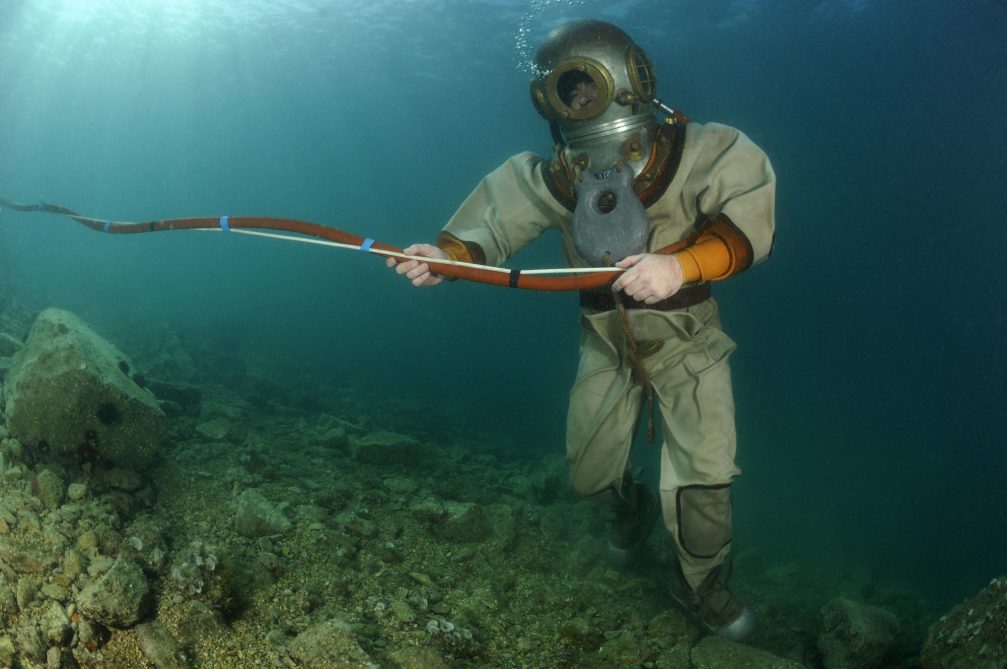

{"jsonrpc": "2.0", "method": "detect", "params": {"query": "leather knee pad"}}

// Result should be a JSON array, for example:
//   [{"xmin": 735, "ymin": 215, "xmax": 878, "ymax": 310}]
[{"xmin": 677, "ymin": 484, "xmax": 732, "ymax": 559}]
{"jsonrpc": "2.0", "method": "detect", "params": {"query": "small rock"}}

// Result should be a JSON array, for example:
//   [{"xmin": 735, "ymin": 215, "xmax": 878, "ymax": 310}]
[
  {"xmin": 259, "ymin": 551, "xmax": 282, "ymax": 572},
  {"xmin": 317, "ymin": 426, "xmax": 348, "ymax": 450},
  {"xmin": 0, "ymin": 436, "xmax": 24, "ymax": 462},
  {"xmin": 692, "ymin": 635, "xmax": 805, "ymax": 668},
  {"xmin": 0, "ymin": 536, "xmax": 52, "ymax": 574},
  {"xmin": 41, "ymin": 601, "xmax": 72, "ymax": 646},
  {"xmin": 174, "ymin": 600, "xmax": 226, "ymax": 646},
  {"xmin": 0, "ymin": 635, "xmax": 14, "ymax": 667},
  {"xmin": 136, "ymin": 621, "xmax": 189, "ymax": 669},
  {"xmin": 196, "ymin": 417, "xmax": 233, "ymax": 441},
  {"xmin": 41, "ymin": 583, "xmax": 70, "ymax": 602},
  {"xmin": 102, "ymin": 467, "xmax": 143, "ymax": 492},
  {"xmin": 46, "ymin": 646, "xmax": 62, "ymax": 669},
  {"xmin": 386, "ymin": 647, "xmax": 451, "ymax": 669},
  {"xmin": 14, "ymin": 577, "xmax": 40, "ymax": 611},
  {"xmin": 77, "ymin": 530, "xmax": 98, "ymax": 552},
  {"xmin": 336, "ymin": 511, "xmax": 377, "ymax": 539},
  {"xmin": 67, "ymin": 483, "xmax": 88, "ymax": 501},
  {"xmin": 434, "ymin": 501, "xmax": 492, "ymax": 544},
  {"xmin": 382, "ymin": 477, "xmax": 419, "ymax": 496},
  {"xmin": 87, "ymin": 555, "xmax": 115, "ymax": 577},
  {"xmin": 0, "ymin": 332, "xmax": 23, "ymax": 357},
  {"xmin": 16, "ymin": 622, "xmax": 46, "ymax": 662},
  {"xmin": 287, "ymin": 618, "xmax": 377, "ymax": 669},
  {"xmin": 265, "ymin": 628, "xmax": 288, "ymax": 647},
  {"xmin": 819, "ymin": 597, "xmax": 899, "ymax": 669},
  {"xmin": 60, "ymin": 548, "xmax": 85, "ymax": 586},
  {"xmin": 350, "ymin": 430, "xmax": 427, "ymax": 466},
  {"xmin": 33, "ymin": 468, "xmax": 66, "ymax": 511},
  {"xmin": 559, "ymin": 616, "xmax": 602, "ymax": 650},
  {"xmin": 76, "ymin": 557, "xmax": 152, "ymax": 628},
  {"xmin": 389, "ymin": 600, "xmax": 415, "ymax": 624},
  {"xmin": 654, "ymin": 643, "xmax": 692, "ymax": 669},
  {"xmin": 297, "ymin": 504, "xmax": 328, "ymax": 525},
  {"xmin": 234, "ymin": 489, "xmax": 291, "ymax": 538},
  {"xmin": 0, "ymin": 586, "xmax": 17, "ymax": 619}
]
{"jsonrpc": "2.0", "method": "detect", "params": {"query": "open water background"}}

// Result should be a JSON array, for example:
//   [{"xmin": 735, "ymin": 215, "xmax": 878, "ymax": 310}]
[{"xmin": 1, "ymin": 0, "xmax": 1004, "ymax": 609}]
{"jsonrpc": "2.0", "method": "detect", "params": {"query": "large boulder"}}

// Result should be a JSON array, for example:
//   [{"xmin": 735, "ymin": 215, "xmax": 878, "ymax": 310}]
[
  {"xmin": 921, "ymin": 576, "xmax": 1007, "ymax": 669},
  {"xmin": 1, "ymin": 308, "xmax": 165, "ymax": 468}
]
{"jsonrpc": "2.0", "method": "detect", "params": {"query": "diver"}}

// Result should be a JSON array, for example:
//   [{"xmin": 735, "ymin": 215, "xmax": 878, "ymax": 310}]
[{"xmin": 389, "ymin": 19, "xmax": 776, "ymax": 642}]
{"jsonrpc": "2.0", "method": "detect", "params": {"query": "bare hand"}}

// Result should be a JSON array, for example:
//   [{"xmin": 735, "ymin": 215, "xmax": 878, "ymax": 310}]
[
  {"xmin": 386, "ymin": 243, "xmax": 447, "ymax": 287},
  {"xmin": 611, "ymin": 254, "xmax": 684, "ymax": 304}
]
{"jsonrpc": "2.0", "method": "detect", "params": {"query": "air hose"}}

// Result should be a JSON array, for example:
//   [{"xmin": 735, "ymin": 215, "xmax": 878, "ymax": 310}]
[{"xmin": 0, "ymin": 196, "xmax": 626, "ymax": 292}]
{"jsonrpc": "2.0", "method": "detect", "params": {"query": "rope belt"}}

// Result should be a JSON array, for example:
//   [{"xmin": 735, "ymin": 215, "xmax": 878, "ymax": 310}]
[{"xmin": 579, "ymin": 283, "xmax": 711, "ymax": 313}]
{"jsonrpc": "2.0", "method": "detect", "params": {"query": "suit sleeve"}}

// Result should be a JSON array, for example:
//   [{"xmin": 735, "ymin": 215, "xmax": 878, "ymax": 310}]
[
  {"xmin": 438, "ymin": 152, "xmax": 563, "ymax": 267},
  {"xmin": 674, "ymin": 123, "xmax": 776, "ymax": 282}
]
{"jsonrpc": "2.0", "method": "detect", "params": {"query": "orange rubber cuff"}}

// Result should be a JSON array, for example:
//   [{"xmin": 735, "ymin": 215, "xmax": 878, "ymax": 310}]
[
  {"xmin": 673, "ymin": 215, "xmax": 754, "ymax": 283},
  {"xmin": 436, "ymin": 231, "xmax": 486, "ymax": 265}
]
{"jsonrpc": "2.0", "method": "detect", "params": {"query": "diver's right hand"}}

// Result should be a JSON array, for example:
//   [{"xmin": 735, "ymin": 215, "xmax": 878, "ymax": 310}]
[{"xmin": 387, "ymin": 243, "xmax": 447, "ymax": 287}]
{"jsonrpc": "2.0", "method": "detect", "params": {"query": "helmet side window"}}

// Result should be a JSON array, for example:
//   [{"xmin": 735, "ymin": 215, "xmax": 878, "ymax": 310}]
[{"xmin": 627, "ymin": 47, "xmax": 656, "ymax": 100}]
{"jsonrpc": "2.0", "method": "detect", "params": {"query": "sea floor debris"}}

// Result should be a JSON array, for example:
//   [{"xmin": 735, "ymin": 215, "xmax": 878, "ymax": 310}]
[{"xmin": 0, "ymin": 307, "xmax": 998, "ymax": 668}]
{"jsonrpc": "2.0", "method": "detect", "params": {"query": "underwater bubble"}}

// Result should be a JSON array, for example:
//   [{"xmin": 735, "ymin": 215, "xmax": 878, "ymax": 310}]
[{"xmin": 513, "ymin": 0, "xmax": 589, "ymax": 76}]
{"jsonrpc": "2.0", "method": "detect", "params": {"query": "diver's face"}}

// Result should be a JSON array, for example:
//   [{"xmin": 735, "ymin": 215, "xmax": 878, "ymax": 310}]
[{"xmin": 567, "ymin": 81, "xmax": 599, "ymax": 110}]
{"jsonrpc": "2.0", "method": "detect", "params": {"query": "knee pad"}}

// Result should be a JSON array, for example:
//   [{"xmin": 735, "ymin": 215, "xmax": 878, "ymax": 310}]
[{"xmin": 677, "ymin": 484, "xmax": 732, "ymax": 559}]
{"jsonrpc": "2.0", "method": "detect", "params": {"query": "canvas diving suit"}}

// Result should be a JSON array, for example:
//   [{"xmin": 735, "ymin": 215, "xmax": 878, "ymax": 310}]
[{"xmin": 435, "ymin": 118, "xmax": 775, "ymax": 590}]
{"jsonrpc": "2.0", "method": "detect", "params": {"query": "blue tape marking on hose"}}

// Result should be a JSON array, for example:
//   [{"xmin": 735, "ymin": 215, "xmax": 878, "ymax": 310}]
[
  {"xmin": 104, "ymin": 220, "xmax": 112, "ymax": 233},
  {"xmin": 360, "ymin": 238, "xmax": 375, "ymax": 252},
  {"xmin": 219, "ymin": 215, "xmax": 230, "ymax": 232}
]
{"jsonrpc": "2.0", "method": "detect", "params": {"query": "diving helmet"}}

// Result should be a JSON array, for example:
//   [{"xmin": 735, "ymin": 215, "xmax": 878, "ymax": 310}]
[{"xmin": 530, "ymin": 20, "xmax": 659, "ymax": 177}]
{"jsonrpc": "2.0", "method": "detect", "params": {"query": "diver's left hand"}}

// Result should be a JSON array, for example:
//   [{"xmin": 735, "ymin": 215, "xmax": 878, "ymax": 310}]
[{"xmin": 612, "ymin": 253, "xmax": 684, "ymax": 304}]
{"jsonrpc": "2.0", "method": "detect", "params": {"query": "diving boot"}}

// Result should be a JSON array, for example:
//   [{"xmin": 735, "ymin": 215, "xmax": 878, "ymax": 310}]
[
  {"xmin": 605, "ymin": 482, "xmax": 660, "ymax": 567},
  {"xmin": 670, "ymin": 563, "xmax": 755, "ymax": 643}
]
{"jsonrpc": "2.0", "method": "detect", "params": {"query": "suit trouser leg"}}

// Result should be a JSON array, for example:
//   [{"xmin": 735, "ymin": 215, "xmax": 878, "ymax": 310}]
[
  {"xmin": 651, "ymin": 310, "xmax": 740, "ymax": 590},
  {"xmin": 566, "ymin": 304, "xmax": 741, "ymax": 590},
  {"xmin": 565, "ymin": 310, "xmax": 642, "ymax": 505}
]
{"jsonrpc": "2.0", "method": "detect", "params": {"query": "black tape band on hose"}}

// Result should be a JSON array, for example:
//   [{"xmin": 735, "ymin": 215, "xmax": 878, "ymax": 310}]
[{"xmin": 509, "ymin": 269, "xmax": 521, "ymax": 288}]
